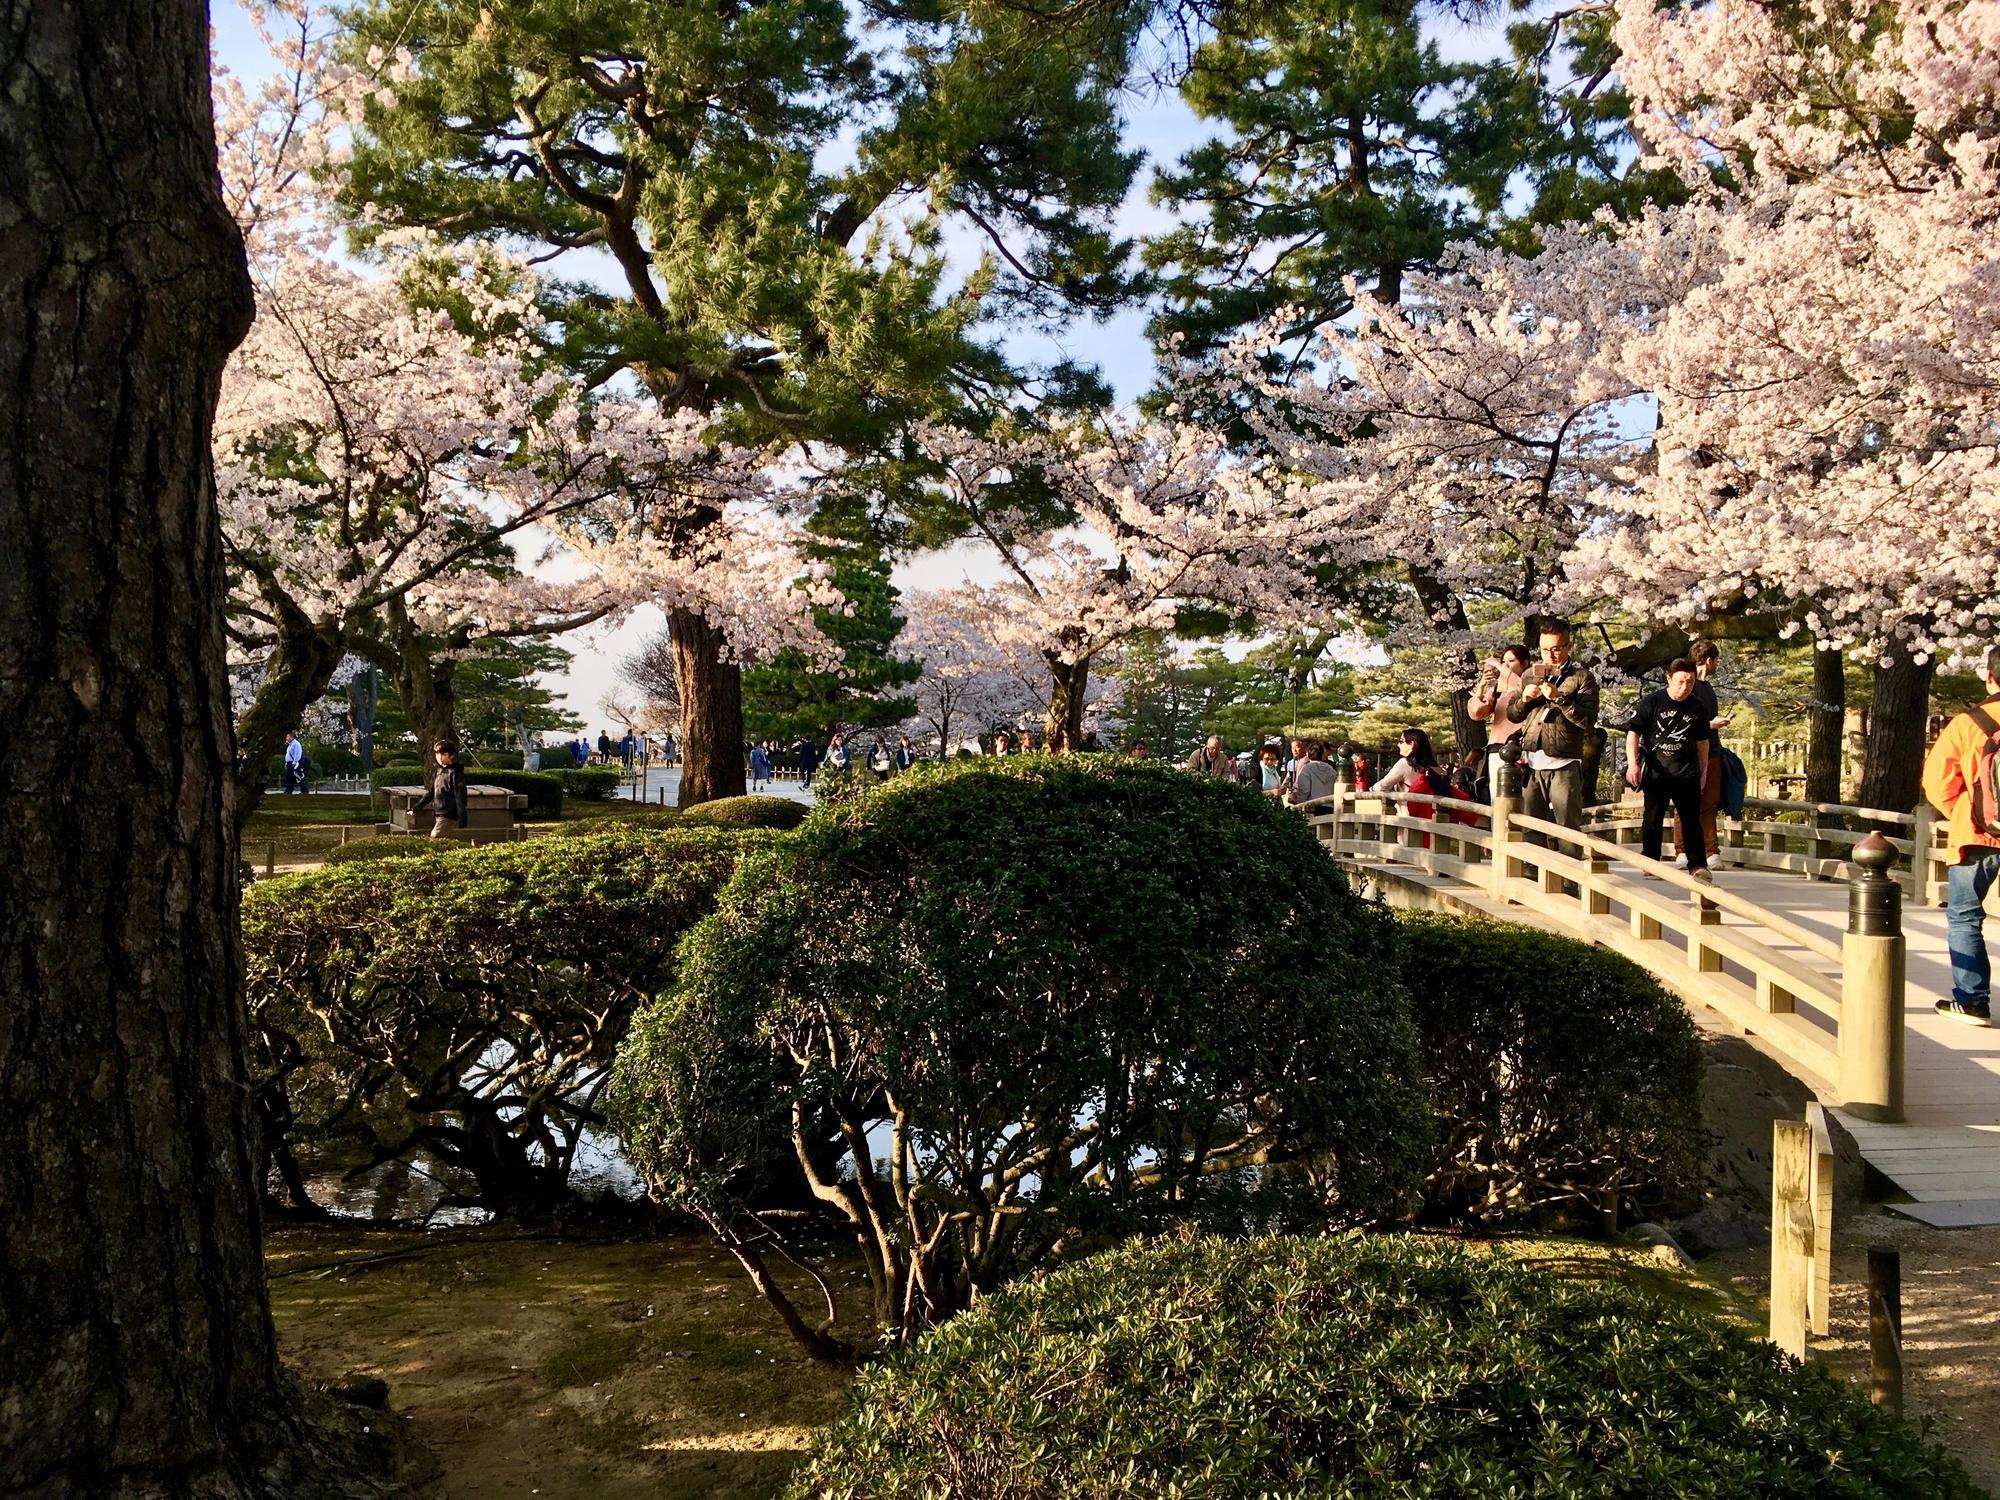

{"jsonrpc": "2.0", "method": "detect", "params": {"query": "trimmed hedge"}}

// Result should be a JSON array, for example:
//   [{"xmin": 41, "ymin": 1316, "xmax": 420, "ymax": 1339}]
[
  {"xmin": 1398, "ymin": 912, "xmax": 1707, "ymax": 1226},
  {"xmin": 321, "ymin": 836, "xmax": 470, "ymax": 866},
  {"xmin": 678, "ymin": 794, "xmax": 809, "ymax": 830},
  {"xmin": 788, "ymin": 1234, "xmax": 1983, "ymax": 1499},
  {"xmin": 612, "ymin": 757, "xmax": 1429, "ymax": 1359},
  {"xmin": 544, "ymin": 808, "xmax": 685, "ymax": 838},
  {"xmin": 553, "ymin": 766, "xmax": 624, "ymax": 800},
  {"xmin": 367, "ymin": 764, "xmax": 565, "ymax": 818},
  {"xmin": 245, "ymin": 828, "xmax": 762, "ymax": 1217}
]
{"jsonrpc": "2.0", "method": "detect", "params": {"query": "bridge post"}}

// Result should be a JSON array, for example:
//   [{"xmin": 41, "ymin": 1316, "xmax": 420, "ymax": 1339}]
[
  {"xmin": 1490, "ymin": 748, "xmax": 1522, "ymax": 903},
  {"xmin": 1841, "ymin": 832, "xmax": 1906, "ymax": 1122},
  {"xmin": 1910, "ymin": 803, "xmax": 1937, "ymax": 907}
]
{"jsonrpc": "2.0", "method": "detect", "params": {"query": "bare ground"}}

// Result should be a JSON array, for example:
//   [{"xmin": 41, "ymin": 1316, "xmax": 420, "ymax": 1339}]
[
  {"xmin": 268, "ymin": 1224, "xmax": 858, "ymax": 1500},
  {"xmin": 1700, "ymin": 1208, "xmax": 2000, "ymax": 1495}
]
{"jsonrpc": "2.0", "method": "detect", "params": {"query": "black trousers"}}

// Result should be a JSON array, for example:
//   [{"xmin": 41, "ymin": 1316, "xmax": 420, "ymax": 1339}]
[{"xmin": 1642, "ymin": 774, "xmax": 1706, "ymax": 869}]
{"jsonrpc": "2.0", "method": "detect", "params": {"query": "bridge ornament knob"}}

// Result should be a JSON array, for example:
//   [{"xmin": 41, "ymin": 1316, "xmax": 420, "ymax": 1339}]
[{"xmin": 1848, "ymin": 831, "xmax": 1902, "ymax": 936}]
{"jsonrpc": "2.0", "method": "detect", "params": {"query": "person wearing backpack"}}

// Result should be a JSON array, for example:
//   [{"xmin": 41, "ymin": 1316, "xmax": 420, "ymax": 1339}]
[{"xmin": 1921, "ymin": 644, "xmax": 2000, "ymax": 1026}]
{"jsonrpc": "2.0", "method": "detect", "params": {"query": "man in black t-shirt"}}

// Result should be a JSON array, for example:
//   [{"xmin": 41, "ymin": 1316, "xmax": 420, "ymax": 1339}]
[
  {"xmin": 1675, "ymin": 640, "xmax": 1727, "ymax": 864},
  {"xmin": 1626, "ymin": 658, "xmax": 1713, "ymax": 882}
]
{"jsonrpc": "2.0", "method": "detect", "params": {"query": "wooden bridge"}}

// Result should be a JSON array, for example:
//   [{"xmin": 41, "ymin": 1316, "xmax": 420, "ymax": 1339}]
[{"xmin": 1308, "ymin": 783, "xmax": 2000, "ymax": 1227}]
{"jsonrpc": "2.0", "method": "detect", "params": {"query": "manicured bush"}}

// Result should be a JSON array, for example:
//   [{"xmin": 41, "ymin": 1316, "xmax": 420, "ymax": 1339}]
[
  {"xmin": 245, "ymin": 828, "xmax": 761, "ymax": 1218},
  {"xmin": 612, "ymin": 757, "xmax": 1428, "ymax": 1360},
  {"xmin": 1397, "ymin": 912, "xmax": 1707, "ymax": 1226},
  {"xmin": 678, "ymin": 793, "xmax": 809, "ymax": 830},
  {"xmin": 788, "ymin": 1233, "xmax": 1983, "ymax": 1500},
  {"xmin": 552, "ymin": 766, "xmax": 625, "ymax": 800},
  {"xmin": 543, "ymin": 807, "xmax": 684, "ymax": 838},
  {"xmin": 466, "ymin": 748, "xmax": 524, "ymax": 770},
  {"xmin": 367, "ymin": 764, "xmax": 564, "ymax": 817},
  {"xmin": 321, "ymin": 835, "xmax": 470, "ymax": 866}
]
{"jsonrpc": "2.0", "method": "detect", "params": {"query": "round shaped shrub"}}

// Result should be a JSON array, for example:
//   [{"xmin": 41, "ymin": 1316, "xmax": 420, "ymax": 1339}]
[
  {"xmin": 677, "ymin": 793, "xmax": 809, "ymax": 830},
  {"xmin": 612, "ymin": 757, "xmax": 1428, "ymax": 1358},
  {"xmin": 789, "ymin": 1233, "xmax": 1982, "ymax": 1499},
  {"xmin": 1396, "ymin": 912, "xmax": 1706, "ymax": 1225}
]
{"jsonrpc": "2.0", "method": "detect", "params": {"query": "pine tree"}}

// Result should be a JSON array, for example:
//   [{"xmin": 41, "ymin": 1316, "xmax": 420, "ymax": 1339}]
[{"xmin": 338, "ymin": 0, "xmax": 1147, "ymax": 801}]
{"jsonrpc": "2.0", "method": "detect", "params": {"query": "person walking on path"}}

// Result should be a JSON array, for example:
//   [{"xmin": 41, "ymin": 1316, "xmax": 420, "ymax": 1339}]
[
  {"xmin": 282, "ymin": 731, "xmax": 306, "ymax": 794},
  {"xmin": 1506, "ymin": 621, "xmax": 1600, "ymax": 833},
  {"xmin": 826, "ymin": 732, "xmax": 852, "ymax": 774},
  {"xmin": 620, "ymin": 731, "xmax": 635, "ymax": 770},
  {"xmin": 894, "ymin": 735, "xmax": 917, "ymax": 773},
  {"xmin": 1675, "ymin": 640, "xmax": 1729, "ymax": 867},
  {"xmin": 1185, "ymin": 734, "xmax": 1238, "ymax": 781},
  {"xmin": 749, "ymin": 741, "xmax": 772, "ymax": 791},
  {"xmin": 1284, "ymin": 740, "xmax": 1339, "ymax": 810},
  {"xmin": 415, "ymin": 738, "xmax": 468, "ymax": 840},
  {"xmin": 868, "ymin": 734, "xmax": 893, "ymax": 779},
  {"xmin": 1627, "ymin": 659, "xmax": 1713, "ymax": 885},
  {"xmin": 793, "ymin": 735, "xmax": 820, "ymax": 788},
  {"xmin": 1922, "ymin": 644, "xmax": 2000, "ymax": 1026}
]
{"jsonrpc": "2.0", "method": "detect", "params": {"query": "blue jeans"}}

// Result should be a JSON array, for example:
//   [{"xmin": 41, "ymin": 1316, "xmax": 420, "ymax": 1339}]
[{"xmin": 1948, "ymin": 850, "xmax": 2000, "ymax": 1005}]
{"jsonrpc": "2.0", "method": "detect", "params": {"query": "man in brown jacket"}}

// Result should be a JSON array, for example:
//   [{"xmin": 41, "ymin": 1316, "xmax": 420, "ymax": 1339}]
[
  {"xmin": 1922, "ymin": 644, "xmax": 2000, "ymax": 1026},
  {"xmin": 1505, "ymin": 621, "xmax": 1600, "ymax": 832}
]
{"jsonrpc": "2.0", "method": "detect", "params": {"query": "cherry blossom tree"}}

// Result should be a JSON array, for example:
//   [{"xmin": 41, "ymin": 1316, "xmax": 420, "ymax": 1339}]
[
  {"xmin": 213, "ymin": 6, "xmax": 825, "ymax": 812},
  {"xmin": 910, "ymin": 416, "xmax": 1336, "ymax": 745},
  {"xmin": 1579, "ymin": 0, "xmax": 2000, "ymax": 805},
  {"xmin": 1222, "ymin": 212, "xmax": 1731, "ymax": 750},
  {"xmin": 900, "ymin": 591, "xmax": 1085, "ymax": 751}
]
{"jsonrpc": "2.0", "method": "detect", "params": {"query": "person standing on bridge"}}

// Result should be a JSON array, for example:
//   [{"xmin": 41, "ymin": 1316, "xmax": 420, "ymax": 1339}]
[
  {"xmin": 1627, "ymin": 659, "xmax": 1713, "ymax": 886},
  {"xmin": 1922, "ymin": 644, "xmax": 2000, "ymax": 1026},
  {"xmin": 1674, "ymin": 640, "xmax": 1729, "ymax": 868},
  {"xmin": 1506, "ymin": 621, "xmax": 1600, "ymax": 834}
]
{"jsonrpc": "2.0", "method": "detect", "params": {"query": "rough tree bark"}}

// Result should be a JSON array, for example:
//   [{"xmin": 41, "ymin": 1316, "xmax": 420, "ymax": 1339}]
[
  {"xmin": 1042, "ymin": 652, "xmax": 1093, "ymax": 748},
  {"xmin": 347, "ymin": 667, "xmax": 379, "ymax": 770},
  {"xmin": 1806, "ymin": 645, "xmax": 1846, "ymax": 807},
  {"xmin": 671, "ymin": 605, "xmax": 747, "ymax": 805},
  {"xmin": 0, "ymin": 5, "xmax": 396, "ymax": 1492},
  {"xmin": 1856, "ymin": 633, "xmax": 1937, "ymax": 817}
]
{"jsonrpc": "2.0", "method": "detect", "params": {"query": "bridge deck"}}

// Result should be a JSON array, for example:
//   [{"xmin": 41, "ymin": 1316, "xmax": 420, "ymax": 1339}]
[{"xmin": 1346, "ymin": 854, "xmax": 2000, "ymax": 1217}]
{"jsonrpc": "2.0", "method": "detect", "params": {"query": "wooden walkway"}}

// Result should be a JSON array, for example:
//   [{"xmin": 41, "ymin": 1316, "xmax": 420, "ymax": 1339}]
[{"xmin": 1321, "ymin": 792, "xmax": 2000, "ymax": 1225}]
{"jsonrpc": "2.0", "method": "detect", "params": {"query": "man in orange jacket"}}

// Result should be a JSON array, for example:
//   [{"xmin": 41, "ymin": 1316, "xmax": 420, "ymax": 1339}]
[{"xmin": 1922, "ymin": 644, "xmax": 2000, "ymax": 1026}]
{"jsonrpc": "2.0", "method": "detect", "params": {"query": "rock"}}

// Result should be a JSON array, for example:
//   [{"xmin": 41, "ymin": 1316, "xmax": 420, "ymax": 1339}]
[
  {"xmin": 1628, "ymin": 1221, "xmax": 1696, "ymax": 1268},
  {"xmin": 1672, "ymin": 1197, "xmax": 1761, "ymax": 1257}
]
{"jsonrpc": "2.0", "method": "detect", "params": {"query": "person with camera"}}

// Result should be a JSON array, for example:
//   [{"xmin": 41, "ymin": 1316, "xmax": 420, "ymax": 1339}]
[
  {"xmin": 1504, "ymin": 621, "xmax": 1600, "ymax": 833},
  {"xmin": 1468, "ymin": 643, "xmax": 1531, "ymax": 800}
]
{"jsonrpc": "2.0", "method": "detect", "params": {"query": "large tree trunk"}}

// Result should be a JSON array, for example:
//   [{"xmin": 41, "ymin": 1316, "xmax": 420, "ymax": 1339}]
[
  {"xmin": 1805, "ymin": 645, "xmax": 1846, "ymax": 807},
  {"xmin": 1856, "ymin": 634, "xmax": 1936, "ymax": 816},
  {"xmin": 348, "ymin": 667, "xmax": 379, "ymax": 770},
  {"xmin": 671, "ymin": 606, "xmax": 747, "ymax": 804},
  {"xmin": 1043, "ymin": 652, "xmax": 1093, "ymax": 748},
  {"xmin": 378, "ymin": 601, "xmax": 460, "ymax": 754},
  {"xmin": 0, "ymin": 4, "xmax": 388, "ymax": 1491},
  {"xmin": 232, "ymin": 595, "xmax": 345, "ymax": 824}
]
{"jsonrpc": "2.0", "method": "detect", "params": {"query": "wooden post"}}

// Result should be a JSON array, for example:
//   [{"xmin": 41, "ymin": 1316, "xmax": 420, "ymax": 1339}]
[
  {"xmin": 1868, "ymin": 1246, "xmax": 1903, "ymax": 1417},
  {"xmin": 1910, "ymin": 803, "xmax": 1937, "ymax": 907},
  {"xmin": 1841, "ymin": 833, "xmax": 1906, "ymax": 1122},
  {"xmin": 264, "ymin": 842, "xmax": 275, "ymax": 878},
  {"xmin": 1489, "ymin": 750, "xmax": 1522, "ymax": 903},
  {"xmin": 340, "ymin": 826, "xmax": 350, "ymax": 846},
  {"xmin": 1585, "ymin": 854, "xmax": 1611, "ymax": 916},
  {"xmin": 1770, "ymin": 1119, "xmax": 1814, "ymax": 1358},
  {"xmin": 1806, "ymin": 1103, "xmax": 1835, "ymax": 1336}
]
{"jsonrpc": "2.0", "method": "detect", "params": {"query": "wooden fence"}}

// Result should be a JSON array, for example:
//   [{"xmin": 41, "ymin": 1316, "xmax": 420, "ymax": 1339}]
[{"xmin": 1306, "ymin": 781, "xmax": 1907, "ymax": 1121}]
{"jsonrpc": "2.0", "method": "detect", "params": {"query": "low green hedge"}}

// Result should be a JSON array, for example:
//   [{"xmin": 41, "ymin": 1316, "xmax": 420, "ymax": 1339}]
[
  {"xmin": 321, "ymin": 836, "xmax": 470, "ymax": 866},
  {"xmin": 678, "ymin": 794, "xmax": 808, "ymax": 830},
  {"xmin": 789, "ymin": 1234, "xmax": 1982, "ymax": 1499},
  {"xmin": 367, "ymin": 765, "xmax": 565, "ymax": 818},
  {"xmin": 245, "ymin": 827, "xmax": 763, "ymax": 1217},
  {"xmin": 553, "ymin": 766, "xmax": 624, "ymax": 800},
  {"xmin": 1397, "ymin": 912, "xmax": 1707, "ymax": 1226},
  {"xmin": 545, "ymin": 808, "xmax": 684, "ymax": 838}
]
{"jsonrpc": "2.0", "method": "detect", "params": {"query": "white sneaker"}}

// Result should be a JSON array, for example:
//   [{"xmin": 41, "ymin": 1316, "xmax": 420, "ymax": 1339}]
[{"xmin": 1673, "ymin": 853, "xmax": 1689, "ymax": 870}]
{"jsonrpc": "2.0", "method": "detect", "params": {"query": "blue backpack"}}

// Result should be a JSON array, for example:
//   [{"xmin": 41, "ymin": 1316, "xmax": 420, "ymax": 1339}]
[{"xmin": 1719, "ymin": 746, "xmax": 1748, "ymax": 817}]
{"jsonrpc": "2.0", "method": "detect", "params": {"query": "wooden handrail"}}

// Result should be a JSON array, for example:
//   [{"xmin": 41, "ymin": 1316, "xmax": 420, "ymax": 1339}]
[{"xmin": 1507, "ymin": 813, "xmax": 1845, "ymax": 966}]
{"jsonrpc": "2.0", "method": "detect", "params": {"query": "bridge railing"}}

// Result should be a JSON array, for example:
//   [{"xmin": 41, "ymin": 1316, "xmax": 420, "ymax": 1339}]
[
  {"xmin": 1307, "ymin": 786, "xmax": 1906, "ymax": 1122},
  {"xmin": 1581, "ymin": 795, "xmax": 1949, "ymax": 905}
]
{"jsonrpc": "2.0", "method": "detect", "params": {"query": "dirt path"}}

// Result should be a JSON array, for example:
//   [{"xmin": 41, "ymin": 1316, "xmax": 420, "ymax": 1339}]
[
  {"xmin": 1701, "ymin": 1209, "xmax": 2000, "ymax": 1494},
  {"xmin": 268, "ymin": 1225, "xmax": 855, "ymax": 1499}
]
